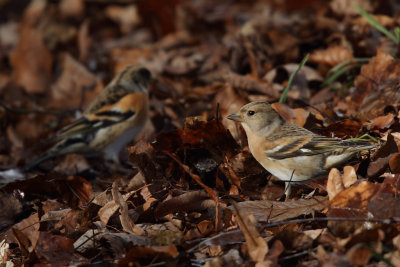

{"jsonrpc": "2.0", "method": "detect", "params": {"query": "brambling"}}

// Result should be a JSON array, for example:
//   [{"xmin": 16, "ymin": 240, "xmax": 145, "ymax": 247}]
[
  {"xmin": 24, "ymin": 65, "xmax": 151, "ymax": 170},
  {"xmin": 228, "ymin": 102, "xmax": 378, "ymax": 197}
]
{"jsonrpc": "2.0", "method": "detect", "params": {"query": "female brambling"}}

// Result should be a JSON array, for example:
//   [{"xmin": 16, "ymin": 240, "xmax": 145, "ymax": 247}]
[
  {"xmin": 24, "ymin": 65, "xmax": 151, "ymax": 170},
  {"xmin": 228, "ymin": 101, "xmax": 378, "ymax": 196}
]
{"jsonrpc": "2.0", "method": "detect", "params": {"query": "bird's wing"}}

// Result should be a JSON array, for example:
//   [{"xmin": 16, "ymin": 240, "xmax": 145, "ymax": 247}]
[
  {"xmin": 265, "ymin": 134, "xmax": 376, "ymax": 159},
  {"xmin": 84, "ymin": 85, "xmax": 127, "ymax": 114},
  {"xmin": 52, "ymin": 92, "xmax": 145, "ymax": 142}
]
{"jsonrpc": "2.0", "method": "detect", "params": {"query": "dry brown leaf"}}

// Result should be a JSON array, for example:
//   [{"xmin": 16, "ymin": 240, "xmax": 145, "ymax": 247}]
[
  {"xmin": 120, "ymin": 244, "xmax": 179, "ymax": 263},
  {"xmin": 367, "ymin": 155, "xmax": 391, "ymax": 178},
  {"xmin": 98, "ymin": 196, "xmax": 124, "ymax": 225},
  {"xmin": 342, "ymin": 166, "xmax": 357, "ymax": 188},
  {"xmin": 155, "ymin": 190, "xmax": 215, "ymax": 219},
  {"xmin": 346, "ymin": 245, "xmax": 373, "ymax": 266},
  {"xmin": 197, "ymin": 220, "xmax": 214, "ymax": 235},
  {"xmin": 110, "ymin": 48, "xmax": 153, "ymax": 72},
  {"xmin": 223, "ymin": 70, "xmax": 279, "ymax": 99},
  {"xmin": 231, "ymin": 196, "xmax": 327, "ymax": 222},
  {"xmin": 389, "ymin": 153, "xmax": 400, "ymax": 174},
  {"xmin": 321, "ymin": 119, "xmax": 362, "ymax": 139},
  {"xmin": 354, "ymin": 49, "xmax": 400, "ymax": 120},
  {"xmin": 316, "ymin": 245, "xmax": 349, "ymax": 265},
  {"xmin": 345, "ymin": 228, "xmax": 384, "ymax": 265},
  {"xmin": 275, "ymin": 230, "xmax": 314, "ymax": 251},
  {"xmin": 23, "ymin": 0, "xmax": 47, "ymax": 26},
  {"xmin": 366, "ymin": 178, "xmax": 400, "ymax": 219},
  {"xmin": 105, "ymin": 5, "xmax": 141, "ymax": 34},
  {"xmin": 0, "ymin": 213, "xmax": 40, "ymax": 253},
  {"xmin": 111, "ymin": 184, "xmax": 143, "ymax": 235},
  {"xmin": 265, "ymin": 64, "xmax": 322, "ymax": 101},
  {"xmin": 327, "ymin": 168, "xmax": 345, "ymax": 200},
  {"xmin": 224, "ymin": 151, "xmax": 268, "ymax": 195},
  {"xmin": 271, "ymin": 103, "xmax": 310, "ymax": 127},
  {"xmin": 329, "ymin": 181, "xmax": 379, "ymax": 211},
  {"xmin": 366, "ymin": 114, "xmax": 395, "ymax": 130},
  {"xmin": 59, "ymin": 0, "xmax": 84, "ymax": 18},
  {"xmin": 10, "ymin": 25, "xmax": 52, "ymax": 94},
  {"xmin": 215, "ymin": 83, "xmax": 247, "ymax": 140},
  {"xmin": 32, "ymin": 231, "xmax": 87, "ymax": 265},
  {"xmin": 353, "ymin": 14, "xmax": 395, "ymax": 28},
  {"xmin": 49, "ymin": 53, "xmax": 101, "ymax": 110},
  {"xmin": 0, "ymin": 193, "xmax": 22, "ymax": 230},
  {"xmin": 232, "ymin": 202, "xmax": 268, "ymax": 263},
  {"xmin": 203, "ymin": 249, "xmax": 243, "ymax": 267},
  {"xmin": 330, "ymin": 0, "xmax": 372, "ymax": 16},
  {"xmin": 309, "ymin": 45, "xmax": 353, "ymax": 68},
  {"xmin": 41, "ymin": 208, "xmax": 72, "ymax": 222}
]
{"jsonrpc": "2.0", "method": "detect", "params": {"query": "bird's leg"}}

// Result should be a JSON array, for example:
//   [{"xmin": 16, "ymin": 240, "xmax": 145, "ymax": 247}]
[{"xmin": 283, "ymin": 169, "xmax": 295, "ymax": 200}]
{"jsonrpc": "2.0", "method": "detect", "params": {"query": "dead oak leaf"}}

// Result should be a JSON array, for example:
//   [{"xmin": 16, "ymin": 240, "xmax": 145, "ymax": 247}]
[
  {"xmin": 10, "ymin": 25, "xmax": 52, "ymax": 94},
  {"xmin": 49, "ymin": 53, "xmax": 102, "ymax": 110},
  {"xmin": 309, "ymin": 45, "xmax": 353, "ymax": 69},
  {"xmin": 354, "ymin": 49, "xmax": 400, "ymax": 120}
]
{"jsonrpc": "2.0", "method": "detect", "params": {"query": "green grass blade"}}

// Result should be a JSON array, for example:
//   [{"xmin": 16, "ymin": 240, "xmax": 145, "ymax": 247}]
[
  {"xmin": 327, "ymin": 58, "xmax": 370, "ymax": 75},
  {"xmin": 353, "ymin": 3, "xmax": 399, "ymax": 44},
  {"xmin": 279, "ymin": 54, "xmax": 309, "ymax": 103},
  {"xmin": 346, "ymin": 133, "xmax": 379, "ymax": 143},
  {"xmin": 322, "ymin": 64, "xmax": 361, "ymax": 88}
]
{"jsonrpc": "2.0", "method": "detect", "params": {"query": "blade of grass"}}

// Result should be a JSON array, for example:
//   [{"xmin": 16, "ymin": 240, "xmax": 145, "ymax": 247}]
[
  {"xmin": 353, "ymin": 3, "xmax": 399, "ymax": 44},
  {"xmin": 322, "ymin": 64, "xmax": 362, "ymax": 88},
  {"xmin": 327, "ymin": 58, "xmax": 370, "ymax": 75},
  {"xmin": 279, "ymin": 54, "xmax": 309, "ymax": 103},
  {"xmin": 395, "ymin": 27, "xmax": 400, "ymax": 41},
  {"xmin": 346, "ymin": 133, "xmax": 379, "ymax": 143}
]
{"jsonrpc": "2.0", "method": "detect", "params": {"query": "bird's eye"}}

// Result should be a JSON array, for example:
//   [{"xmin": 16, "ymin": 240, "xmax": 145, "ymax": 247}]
[{"xmin": 247, "ymin": 110, "xmax": 255, "ymax": 116}]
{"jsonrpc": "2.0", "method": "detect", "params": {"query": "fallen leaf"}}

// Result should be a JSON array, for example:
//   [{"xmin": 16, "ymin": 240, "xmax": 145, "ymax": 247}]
[
  {"xmin": 232, "ymin": 202, "xmax": 269, "ymax": 263},
  {"xmin": 0, "ymin": 213, "xmax": 40, "ymax": 253},
  {"xmin": 342, "ymin": 166, "xmax": 357, "ymax": 188},
  {"xmin": 155, "ymin": 190, "xmax": 215, "ymax": 219},
  {"xmin": 271, "ymin": 103, "xmax": 310, "ymax": 127},
  {"xmin": 49, "ymin": 53, "xmax": 101, "ymax": 110},
  {"xmin": 354, "ymin": 49, "xmax": 400, "ymax": 120},
  {"xmin": 327, "ymin": 168, "xmax": 344, "ymax": 200},
  {"xmin": 59, "ymin": 0, "xmax": 85, "ymax": 18},
  {"xmin": 10, "ymin": 25, "xmax": 52, "ymax": 94},
  {"xmin": 389, "ymin": 153, "xmax": 400, "ymax": 174},
  {"xmin": 309, "ymin": 45, "xmax": 353, "ymax": 70},
  {"xmin": 30, "ymin": 231, "xmax": 87, "ymax": 265},
  {"xmin": 366, "ymin": 113, "xmax": 395, "ymax": 130},
  {"xmin": 330, "ymin": 0, "xmax": 372, "ymax": 16},
  {"xmin": 230, "ymin": 196, "xmax": 327, "ymax": 222},
  {"xmin": 112, "ymin": 182, "xmax": 144, "ymax": 235},
  {"xmin": 105, "ymin": 5, "xmax": 141, "ymax": 34}
]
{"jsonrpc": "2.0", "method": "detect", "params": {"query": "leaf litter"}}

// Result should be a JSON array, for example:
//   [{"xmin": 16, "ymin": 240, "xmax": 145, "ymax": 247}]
[{"xmin": 1, "ymin": 0, "xmax": 400, "ymax": 266}]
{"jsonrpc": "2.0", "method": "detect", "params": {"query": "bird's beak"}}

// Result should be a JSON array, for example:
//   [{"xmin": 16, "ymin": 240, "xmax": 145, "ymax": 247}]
[{"xmin": 227, "ymin": 113, "xmax": 243, "ymax": 122}]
